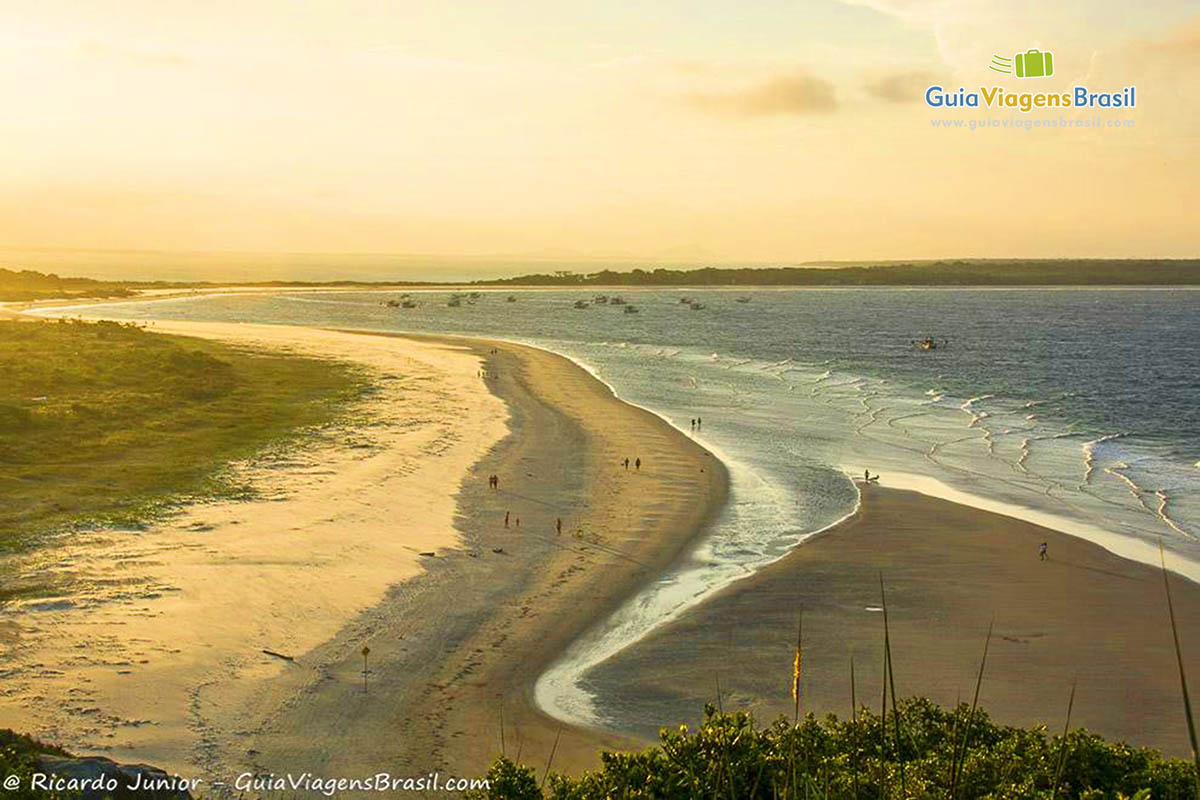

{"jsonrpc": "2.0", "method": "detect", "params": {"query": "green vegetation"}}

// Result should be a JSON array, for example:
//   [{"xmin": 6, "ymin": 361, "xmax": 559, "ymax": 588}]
[
  {"xmin": 467, "ymin": 701, "xmax": 1198, "ymax": 799},
  {"xmin": 0, "ymin": 319, "xmax": 365, "ymax": 585},
  {"xmin": 482, "ymin": 259, "xmax": 1200, "ymax": 287},
  {"xmin": 0, "ymin": 267, "xmax": 426, "ymax": 302},
  {"xmin": 0, "ymin": 730, "xmax": 71, "ymax": 800},
  {"xmin": 0, "ymin": 268, "xmax": 139, "ymax": 302}
]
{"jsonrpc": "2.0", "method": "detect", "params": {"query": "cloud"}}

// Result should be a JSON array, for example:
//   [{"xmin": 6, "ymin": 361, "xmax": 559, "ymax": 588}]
[
  {"xmin": 864, "ymin": 70, "xmax": 935, "ymax": 102},
  {"xmin": 1135, "ymin": 12, "xmax": 1200, "ymax": 60},
  {"xmin": 686, "ymin": 72, "xmax": 837, "ymax": 116}
]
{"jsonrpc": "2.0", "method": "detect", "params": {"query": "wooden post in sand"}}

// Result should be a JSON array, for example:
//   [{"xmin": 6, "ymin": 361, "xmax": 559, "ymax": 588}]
[{"xmin": 362, "ymin": 645, "xmax": 370, "ymax": 694}]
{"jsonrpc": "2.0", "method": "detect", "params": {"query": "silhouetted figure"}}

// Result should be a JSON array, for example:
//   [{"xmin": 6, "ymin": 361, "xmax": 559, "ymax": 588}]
[
  {"xmin": 623, "ymin": 457, "xmax": 630, "ymax": 470},
  {"xmin": 556, "ymin": 518, "xmax": 562, "ymax": 535},
  {"xmin": 697, "ymin": 417, "xmax": 702, "ymax": 430},
  {"xmin": 635, "ymin": 457, "xmax": 641, "ymax": 471},
  {"xmin": 505, "ymin": 511, "xmax": 510, "ymax": 528},
  {"xmin": 1039, "ymin": 542, "xmax": 1048, "ymax": 561}
]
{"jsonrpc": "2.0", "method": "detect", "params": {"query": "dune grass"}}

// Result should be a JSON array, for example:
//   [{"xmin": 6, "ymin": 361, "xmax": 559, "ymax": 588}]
[{"xmin": 0, "ymin": 318, "xmax": 365, "ymax": 578}]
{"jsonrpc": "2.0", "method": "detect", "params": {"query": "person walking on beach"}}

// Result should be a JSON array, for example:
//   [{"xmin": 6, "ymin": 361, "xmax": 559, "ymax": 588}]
[
  {"xmin": 623, "ymin": 457, "xmax": 630, "ymax": 470},
  {"xmin": 556, "ymin": 517, "xmax": 562, "ymax": 535},
  {"xmin": 690, "ymin": 418, "xmax": 696, "ymax": 432},
  {"xmin": 1039, "ymin": 542, "xmax": 1048, "ymax": 561},
  {"xmin": 635, "ymin": 457, "xmax": 641, "ymax": 471},
  {"xmin": 697, "ymin": 417, "xmax": 702, "ymax": 430},
  {"xmin": 505, "ymin": 510, "xmax": 510, "ymax": 528}
]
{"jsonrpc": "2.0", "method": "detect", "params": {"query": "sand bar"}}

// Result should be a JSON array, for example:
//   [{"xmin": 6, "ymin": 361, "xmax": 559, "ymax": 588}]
[
  {"xmin": 586, "ymin": 485, "xmax": 1200, "ymax": 758},
  {"xmin": 0, "ymin": 320, "xmax": 507, "ymax": 774}
]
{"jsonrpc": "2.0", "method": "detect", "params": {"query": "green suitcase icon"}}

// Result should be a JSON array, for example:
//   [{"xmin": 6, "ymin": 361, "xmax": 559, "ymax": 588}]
[{"xmin": 1014, "ymin": 49, "xmax": 1053, "ymax": 78}]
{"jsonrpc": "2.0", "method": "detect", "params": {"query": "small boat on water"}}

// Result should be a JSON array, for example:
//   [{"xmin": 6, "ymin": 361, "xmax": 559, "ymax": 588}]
[
  {"xmin": 610, "ymin": 296, "xmax": 627, "ymax": 305},
  {"xmin": 679, "ymin": 297, "xmax": 693, "ymax": 304},
  {"xmin": 623, "ymin": 305, "xmax": 639, "ymax": 314},
  {"xmin": 402, "ymin": 300, "xmax": 417, "ymax": 308},
  {"xmin": 385, "ymin": 299, "xmax": 401, "ymax": 308},
  {"xmin": 573, "ymin": 299, "xmax": 590, "ymax": 309},
  {"xmin": 689, "ymin": 302, "xmax": 706, "ymax": 311},
  {"xmin": 593, "ymin": 295, "xmax": 609, "ymax": 305},
  {"xmin": 915, "ymin": 337, "xmax": 947, "ymax": 350},
  {"xmin": 506, "ymin": 295, "xmax": 517, "ymax": 303},
  {"xmin": 735, "ymin": 296, "xmax": 752, "ymax": 303},
  {"xmin": 448, "ymin": 296, "xmax": 462, "ymax": 307}
]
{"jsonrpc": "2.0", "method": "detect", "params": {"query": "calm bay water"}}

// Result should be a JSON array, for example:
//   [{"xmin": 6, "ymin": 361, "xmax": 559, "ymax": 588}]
[{"xmin": 77, "ymin": 286, "xmax": 1200, "ymax": 726}]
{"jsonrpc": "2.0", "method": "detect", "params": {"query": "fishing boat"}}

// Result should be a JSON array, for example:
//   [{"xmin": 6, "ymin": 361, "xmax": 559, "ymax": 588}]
[
  {"xmin": 447, "ymin": 296, "xmax": 462, "ymax": 307},
  {"xmin": 916, "ymin": 337, "xmax": 937, "ymax": 350},
  {"xmin": 689, "ymin": 302, "xmax": 706, "ymax": 311},
  {"xmin": 573, "ymin": 299, "xmax": 590, "ymax": 309},
  {"xmin": 402, "ymin": 300, "xmax": 417, "ymax": 308},
  {"xmin": 623, "ymin": 305, "xmax": 639, "ymax": 314},
  {"xmin": 506, "ymin": 295, "xmax": 517, "ymax": 303},
  {"xmin": 385, "ymin": 299, "xmax": 400, "ymax": 308},
  {"xmin": 610, "ymin": 296, "xmax": 627, "ymax": 305},
  {"xmin": 593, "ymin": 295, "xmax": 609, "ymax": 305},
  {"xmin": 735, "ymin": 296, "xmax": 752, "ymax": 303}
]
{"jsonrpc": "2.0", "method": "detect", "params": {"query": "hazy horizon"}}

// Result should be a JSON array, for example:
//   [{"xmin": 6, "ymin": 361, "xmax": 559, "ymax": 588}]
[{"xmin": 2, "ymin": 1, "xmax": 1198, "ymax": 279}]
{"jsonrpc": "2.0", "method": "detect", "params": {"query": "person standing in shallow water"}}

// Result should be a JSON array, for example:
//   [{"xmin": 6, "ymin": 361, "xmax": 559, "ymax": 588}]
[
  {"xmin": 623, "ymin": 457, "xmax": 629, "ymax": 470},
  {"xmin": 635, "ymin": 457, "xmax": 641, "ymax": 470},
  {"xmin": 504, "ymin": 511, "xmax": 510, "ymax": 528}
]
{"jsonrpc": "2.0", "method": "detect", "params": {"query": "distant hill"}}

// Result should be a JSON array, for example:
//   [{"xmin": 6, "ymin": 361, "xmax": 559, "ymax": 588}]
[
  {"xmin": 4, "ymin": 260, "xmax": 1199, "ymax": 302},
  {"xmin": 480, "ymin": 260, "xmax": 1200, "ymax": 287},
  {"xmin": 0, "ymin": 268, "xmax": 142, "ymax": 302}
]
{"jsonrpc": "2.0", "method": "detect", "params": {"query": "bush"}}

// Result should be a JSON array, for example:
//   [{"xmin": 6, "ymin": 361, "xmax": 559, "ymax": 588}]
[{"xmin": 466, "ymin": 700, "xmax": 1198, "ymax": 799}]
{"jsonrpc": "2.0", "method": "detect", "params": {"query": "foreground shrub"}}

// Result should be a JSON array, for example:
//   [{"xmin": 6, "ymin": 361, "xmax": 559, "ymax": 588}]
[{"xmin": 467, "ymin": 700, "xmax": 1198, "ymax": 799}]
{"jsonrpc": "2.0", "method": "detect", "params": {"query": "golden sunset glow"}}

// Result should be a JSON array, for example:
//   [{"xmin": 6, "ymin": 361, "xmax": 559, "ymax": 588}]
[{"xmin": 2, "ymin": 1, "xmax": 1198, "ymax": 276}]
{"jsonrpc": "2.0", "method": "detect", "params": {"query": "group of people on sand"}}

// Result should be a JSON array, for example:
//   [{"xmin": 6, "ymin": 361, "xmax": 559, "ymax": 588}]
[
  {"xmin": 622, "ymin": 456, "xmax": 641, "ymax": 470},
  {"xmin": 690, "ymin": 417, "xmax": 703, "ymax": 432},
  {"xmin": 487, "ymin": 473, "xmax": 500, "ymax": 489}
]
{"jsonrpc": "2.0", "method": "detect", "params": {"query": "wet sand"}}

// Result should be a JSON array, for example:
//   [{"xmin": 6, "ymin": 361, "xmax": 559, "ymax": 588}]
[
  {"xmin": 587, "ymin": 485, "xmax": 1200, "ymax": 758},
  {"xmin": 247, "ymin": 334, "xmax": 728, "ymax": 784},
  {"xmin": 0, "ymin": 316, "xmax": 728, "ymax": 787},
  {"xmin": 0, "ymin": 321, "xmax": 509, "ymax": 774}
]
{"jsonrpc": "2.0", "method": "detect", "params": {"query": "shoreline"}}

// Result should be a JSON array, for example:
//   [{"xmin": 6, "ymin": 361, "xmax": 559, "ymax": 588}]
[
  {"xmin": 585, "ymin": 484, "xmax": 1200, "ymax": 758},
  {"xmin": 6, "ymin": 296, "xmax": 1199, "ymax": 777},
  {"xmin": 249, "ymin": 331, "xmax": 730, "ymax": 780},
  {"xmin": 0, "ymin": 320, "xmax": 511, "ymax": 775},
  {"xmin": 0, "ymin": 312, "xmax": 731, "ymax": 783}
]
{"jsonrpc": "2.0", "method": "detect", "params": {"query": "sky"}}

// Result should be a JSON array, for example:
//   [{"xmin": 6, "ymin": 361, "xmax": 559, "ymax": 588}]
[{"xmin": 1, "ymin": 1, "xmax": 1198, "ymax": 278}]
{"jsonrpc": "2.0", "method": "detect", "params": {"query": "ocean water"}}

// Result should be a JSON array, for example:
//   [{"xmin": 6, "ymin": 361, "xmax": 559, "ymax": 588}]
[{"xmin": 66, "ymin": 287, "xmax": 1200, "ymax": 727}]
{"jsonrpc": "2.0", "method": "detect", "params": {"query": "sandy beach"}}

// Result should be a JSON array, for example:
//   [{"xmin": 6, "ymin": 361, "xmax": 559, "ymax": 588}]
[
  {"xmin": 0, "ymin": 315, "xmax": 728, "ymax": 786},
  {"xmin": 0, "ymin": 320, "xmax": 509, "ymax": 774},
  {"xmin": 5, "ymin": 307, "xmax": 1200, "ymax": 795},
  {"xmin": 586, "ymin": 485, "xmax": 1200, "ymax": 758}
]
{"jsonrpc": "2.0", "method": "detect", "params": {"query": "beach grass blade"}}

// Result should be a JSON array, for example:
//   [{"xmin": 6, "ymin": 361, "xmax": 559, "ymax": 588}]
[
  {"xmin": 950, "ymin": 619, "xmax": 993, "ymax": 799},
  {"xmin": 880, "ymin": 573, "xmax": 905, "ymax": 798},
  {"xmin": 1159, "ymin": 542, "xmax": 1200, "ymax": 798},
  {"xmin": 1050, "ymin": 679, "xmax": 1077, "ymax": 799}
]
